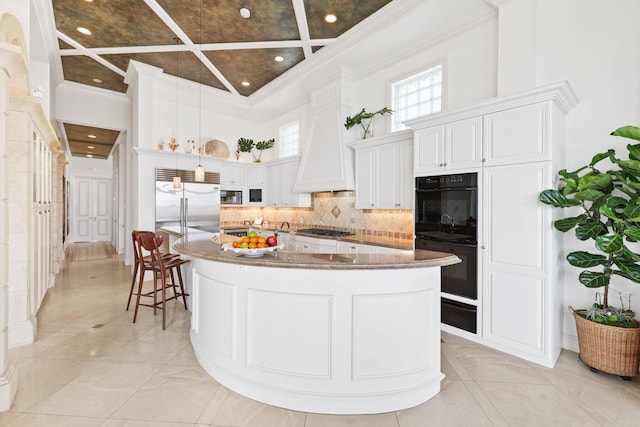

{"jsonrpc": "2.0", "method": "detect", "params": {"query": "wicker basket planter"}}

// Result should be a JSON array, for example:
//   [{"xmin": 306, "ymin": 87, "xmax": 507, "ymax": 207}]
[{"xmin": 573, "ymin": 310, "xmax": 640, "ymax": 379}]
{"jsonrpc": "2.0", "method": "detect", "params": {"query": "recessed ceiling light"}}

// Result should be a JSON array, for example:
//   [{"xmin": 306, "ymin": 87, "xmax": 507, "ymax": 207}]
[
  {"xmin": 77, "ymin": 27, "xmax": 92, "ymax": 35},
  {"xmin": 86, "ymin": 154, "xmax": 94, "ymax": 158},
  {"xmin": 87, "ymin": 145, "xmax": 95, "ymax": 149},
  {"xmin": 274, "ymin": 55, "xmax": 284, "ymax": 62},
  {"xmin": 240, "ymin": 7, "xmax": 250, "ymax": 19},
  {"xmin": 92, "ymin": 78, "xmax": 102, "ymax": 83},
  {"xmin": 325, "ymin": 14, "xmax": 337, "ymax": 23},
  {"xmin": 241, "ymin": 81, "xmax": 250, "ymax": 87},
  {"xmin": 88, "ymin": 134, "xmax": 97, "ymax": 138}
]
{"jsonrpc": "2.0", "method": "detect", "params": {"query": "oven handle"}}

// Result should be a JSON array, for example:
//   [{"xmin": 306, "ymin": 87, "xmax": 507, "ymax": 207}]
[
  {"xmin": 416, "ymin": 187, "xmax": 477, "ymax": 192},
  {"xmin": 416, "ymin": 240, "xmax": 478, "ymax": 249}
]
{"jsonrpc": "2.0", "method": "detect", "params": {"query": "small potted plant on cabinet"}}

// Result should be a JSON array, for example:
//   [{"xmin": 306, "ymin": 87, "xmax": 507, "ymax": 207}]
[
  {"xmin": 236, "ymin": 137, "xmax": 275, "ymax": 162},
  {"xmin": 539, "ymin": 125, "xmax": 640, "ymax": 380},
  {"xmin": 344, "ymin": 107, "xmax": 392, "ymax": 139}
]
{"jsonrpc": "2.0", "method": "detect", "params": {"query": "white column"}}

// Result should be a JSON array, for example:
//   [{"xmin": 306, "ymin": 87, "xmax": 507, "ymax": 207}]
[
  {"xmin": 486, "ymin": 0, "xmax": 538, "ymax": 96},
  {"xmin": 0, "ymin": 48, "xmax": 18, "ymax": 415}
]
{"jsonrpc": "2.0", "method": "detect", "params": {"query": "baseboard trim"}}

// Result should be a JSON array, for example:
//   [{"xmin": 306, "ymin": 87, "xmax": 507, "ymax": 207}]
[
  {"xmin": 8, "ymin": 317, "xmax": 36, "ymax": 348},
  {"xmin": 0, "ymin": 364, "xmax": 17, "ymax": 411}
]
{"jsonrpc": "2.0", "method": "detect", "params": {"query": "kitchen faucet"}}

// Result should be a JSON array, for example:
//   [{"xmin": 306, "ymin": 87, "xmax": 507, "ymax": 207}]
[
  {"xmin": 280, "ymin": 221, "xmax": 291, "ymax": 231},
  {"xmin": 440, "ymin": 214, "xmax": 455, "ymax": 230}
]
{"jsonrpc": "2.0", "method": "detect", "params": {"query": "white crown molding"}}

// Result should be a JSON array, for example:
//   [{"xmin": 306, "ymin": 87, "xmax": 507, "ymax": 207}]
[
  {"xmin": 405, "ymin": 80, "xmax": 578, "ymax": 130},
  {"xmin": 31, "ymin": 0, "xmax": 64, "ymax": 88}
]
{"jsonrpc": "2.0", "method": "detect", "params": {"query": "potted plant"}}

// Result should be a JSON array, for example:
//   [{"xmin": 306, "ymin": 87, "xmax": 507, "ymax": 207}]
[
  {"xmin": 539, "ymin": 125, "xmax": 640, "ymax": 380},
  {"xmin": 344, "ymin": 107, "xmax": 392, "ymax": 139},
  {"xmin": 236, "ymin": 137, "xmax": 275, "ymax": 162}
]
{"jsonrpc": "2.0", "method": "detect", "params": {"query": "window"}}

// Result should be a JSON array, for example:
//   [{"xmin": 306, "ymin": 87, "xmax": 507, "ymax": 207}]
[
  {"xmin": 391, "ymin": 65, "xmax": 442, "ymax": 132},
  {"xmin": 279, "ymin": 121, "xmax": 299, "ymax": 157}
]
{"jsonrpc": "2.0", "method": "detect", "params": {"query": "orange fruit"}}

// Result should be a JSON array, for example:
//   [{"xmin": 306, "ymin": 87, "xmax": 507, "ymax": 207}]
[
  {"xmin": 257, "ymin": 236, "xmax": 266, "ymax": 244},
  {"xmin": 232, "ymin": 241, "xmax": 239, "ymax": 248},
  {"xmin": 241, "ymin": 236, "xmax": 249, "ymax": 243},
  {"xmin": 249, "ymin": 236, "xmax": 258, "ymax": 243},
  {"xmin": 248, "ymin": 242, "xmax": 257, "ymax": 249},
  {"xmin": 257, "ymin": 242, "xmax": 268, "ymax": 248}
]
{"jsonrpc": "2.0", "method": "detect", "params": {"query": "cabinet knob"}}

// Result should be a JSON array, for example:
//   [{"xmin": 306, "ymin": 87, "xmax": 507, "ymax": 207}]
[
  {"xmin": 371, "ymin": 204, "xmax": 374, "ymax": 207},
  {"xmin": 439, "ymin": 163, "xmax": 444, "ymax": 167},
  {"xmin": 481, "ymin": 245, "xmax": 486, "ymax": 249},
  {"xmin": 482, "ymin": 158, "xmax": 486, "ymax": 163}
]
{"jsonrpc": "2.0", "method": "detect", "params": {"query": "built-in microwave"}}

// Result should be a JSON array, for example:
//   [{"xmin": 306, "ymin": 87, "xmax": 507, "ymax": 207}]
[
  {"xmin": 248, "ymin": 188, "xmax": 263, "ymax": 204},
  {"xmin": 220, "ymin": 189, "xmax": 242, "ymax": 205}
]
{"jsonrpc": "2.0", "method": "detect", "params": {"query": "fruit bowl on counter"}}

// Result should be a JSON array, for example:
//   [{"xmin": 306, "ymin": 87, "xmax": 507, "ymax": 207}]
[{"xmin": 221, "ymin": 242, "xmax": 284, "ymax": 257}]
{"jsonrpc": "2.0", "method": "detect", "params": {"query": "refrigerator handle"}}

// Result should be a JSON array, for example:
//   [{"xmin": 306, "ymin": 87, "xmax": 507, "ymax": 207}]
[
  {"xmin": 184, "ymin": 198, "xmax": 188, "ymax": 230},
  {"xmin": 180, "ymin": 198, "xmax": 187, "ymax": 230}
]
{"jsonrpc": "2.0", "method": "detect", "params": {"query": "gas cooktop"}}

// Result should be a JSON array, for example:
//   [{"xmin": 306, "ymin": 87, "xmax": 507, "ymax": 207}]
[{"xmin": 296, "ymin": 228, "xmax": 354, "ymax": 237}]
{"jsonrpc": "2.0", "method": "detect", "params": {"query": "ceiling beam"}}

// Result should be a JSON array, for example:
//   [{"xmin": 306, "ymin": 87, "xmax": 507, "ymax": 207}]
[{"xmin": 291, "ymin": 0, "xmax": 314, "ymax": 59}]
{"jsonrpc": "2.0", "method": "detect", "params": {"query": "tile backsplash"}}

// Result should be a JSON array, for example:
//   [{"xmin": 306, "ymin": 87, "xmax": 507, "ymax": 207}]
[{"xmin": 221, "ymin": 191, "xmax": 413, "ymax": 240}]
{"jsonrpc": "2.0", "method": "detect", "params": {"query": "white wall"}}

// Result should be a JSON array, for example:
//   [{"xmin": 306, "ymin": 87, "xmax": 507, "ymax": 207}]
[
  {"xmin": 151, "ymin": 96, "xmax": 264, "ymax": 162},
  {"xmin": 533, "ymin": 0, "xmax": 640, "ymax": 336},
  {"xmin": 68, "ymin": 156, "xmax": 113, "ymax": 179},
  {"xmin": 354, "ymin": 16, "xmax": 498, "ymax": 137},
  {"xmin": 55, "ymin": 82, "xmax": 131, "ymax": 132}
]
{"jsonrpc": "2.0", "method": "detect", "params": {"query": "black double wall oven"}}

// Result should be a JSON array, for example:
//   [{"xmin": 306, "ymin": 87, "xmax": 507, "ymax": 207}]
[{"xmin": 415, "ymin": 173, "xmax": 478, "ymax": 333}]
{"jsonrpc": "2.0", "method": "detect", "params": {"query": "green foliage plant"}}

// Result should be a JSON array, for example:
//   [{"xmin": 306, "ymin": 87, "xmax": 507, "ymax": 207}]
[
  {"xmin": 539, "ymin": 125, "xmax": 640, "ymax": 327},
  {"xmin": 236, "ymin": 137, "xmax": 274, "ymax": 162},
  {"xmin": 344, "ymin": 107, "xmax": 392, "ymax": 138}
]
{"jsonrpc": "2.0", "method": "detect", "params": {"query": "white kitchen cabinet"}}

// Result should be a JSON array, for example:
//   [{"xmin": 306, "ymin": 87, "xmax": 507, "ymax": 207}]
[
  {"xmin": 413, "ymin": 117, "xmax": 482, "ymax": 175},
  {"xmin": 483, "ymin": 102, "xmax": 552, "ymax": 166},
  {"xmin": 406, "ymin": 81, "xmax": 578, "ymax": 368},
  {"xmin": 336, "ymin": 241, "xmax": 375, "ymax": 255},
  {"xmin": 221, "ymin": 163, "xmax": 246, "ymax": 187},
  {"xmin": 482, "ymin": 162, "xmax": 561, "ymax": 367},
  {"xmin": 351, "ymin": 132, "xmax": 413, "ymax": 209},
  {"xmin": 336, "ymin": 241, "xmax": 406, "ymax": 255},
  {"xmin": 246, "ymin": 164, "xmax": 265, "ymax": 186},
  {"xmin": 265, "ymin": 157, "xmax": 311, "ymax": 207},
  {"xmin": 293, "ymin": 235, "xmax": 336, "ymax": 254}
]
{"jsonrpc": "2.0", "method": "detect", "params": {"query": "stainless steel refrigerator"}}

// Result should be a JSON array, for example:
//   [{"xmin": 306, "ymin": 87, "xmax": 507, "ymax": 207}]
[{"xmin": 155, "ymin": 168, "xmax": 220, "ymax": 233}]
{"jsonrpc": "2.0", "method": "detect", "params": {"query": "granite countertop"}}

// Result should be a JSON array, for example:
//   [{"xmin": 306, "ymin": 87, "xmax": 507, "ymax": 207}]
[{"xmin": 173, "ymin": 231, "xmax": 459, "ymax": 270}]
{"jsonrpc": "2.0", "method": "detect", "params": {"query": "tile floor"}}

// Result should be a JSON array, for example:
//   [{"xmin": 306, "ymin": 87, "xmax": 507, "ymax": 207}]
[{"xmin": 1, "ymin": 243, "xmax": 640, "ymax": 426}]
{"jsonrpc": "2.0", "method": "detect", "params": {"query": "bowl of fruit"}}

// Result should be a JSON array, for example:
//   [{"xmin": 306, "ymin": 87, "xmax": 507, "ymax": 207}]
[{"xmin": 222, "ymin": 230, "xmax": 282, "ymax": 257}]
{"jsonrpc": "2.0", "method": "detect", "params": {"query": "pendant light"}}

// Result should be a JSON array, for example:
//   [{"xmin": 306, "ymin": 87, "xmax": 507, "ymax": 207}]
[
  {"xmin": 194, "ymin": 0, "xmax": 206, "ymax": 182},
  {"xmin": 173, "ymin": 37, "xmax": 182, "ymax": 189}
]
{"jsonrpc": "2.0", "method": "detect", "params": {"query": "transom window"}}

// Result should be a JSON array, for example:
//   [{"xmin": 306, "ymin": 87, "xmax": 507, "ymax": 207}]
[
  {"xmin": 391, "ymin": 65, "xmax": 442, "ymax": 132},
  {"xmin": 279, "ymin": 121, "xmax": 299, "ymax": 157}
]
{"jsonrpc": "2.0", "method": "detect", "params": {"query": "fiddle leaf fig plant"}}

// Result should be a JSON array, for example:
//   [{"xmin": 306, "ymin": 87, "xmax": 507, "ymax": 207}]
[{"xmin": 539, "ymin": 125, "xmax": 640, "ymax": 327}]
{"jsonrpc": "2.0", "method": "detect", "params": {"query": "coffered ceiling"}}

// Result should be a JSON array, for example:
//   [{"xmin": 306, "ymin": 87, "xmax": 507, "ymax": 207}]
[
  {"xmin": 51, "ymin": 0, "xmax": 394, "ymax": 158},
  {"xmin": 53, "ymin": 0, "xmax": 393, "ymax": 97}
]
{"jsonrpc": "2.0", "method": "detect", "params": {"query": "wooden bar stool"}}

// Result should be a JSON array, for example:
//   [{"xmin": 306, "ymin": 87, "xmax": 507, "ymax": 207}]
[
  {"xmin": 132, "ymin": 232, "xmax": 190, "ymax": 330},
  {"xmin": 126, "ymin": 230, "xmax": 179, "ymax": 311}
]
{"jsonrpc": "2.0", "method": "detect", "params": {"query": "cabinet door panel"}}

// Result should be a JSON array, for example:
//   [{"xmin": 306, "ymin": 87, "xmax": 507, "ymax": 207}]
[
  {"xmin": 484, "ymin": 102, "xmax": 549, "ymax": 166},
  {"xmin": 246, "ymin": 166, "xmax": 265, "ymax": 186},
  {"xmin": 483, "ymin": 163, "xmax": 549, "ymax": 273},
  {"xmin": 355, "ymin": 147, "xmax": 376, "ymax": 208},
  {"xmin": 265, "ymin": 166, "xmax": 278, "ymax": 206},
  {"xmin": 484, "ymin": 270, "xmax": 544, "ymax": 354},
  {"xmin": 446, "ymin": 117, "xmax": 482, "ymax": 169},
  {"xmin": 414, "ymin": 126, "xmax": 444, "ymax": 174},
  {"xmin": 377, "ymin": 143, "xmax": 399, "ymax": 208}
]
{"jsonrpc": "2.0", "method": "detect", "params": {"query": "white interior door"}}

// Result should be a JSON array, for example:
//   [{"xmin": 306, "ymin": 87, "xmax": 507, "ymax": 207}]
[{"xmin": 73, "ymin": 177, "xmax": 112, "ymax": 242}]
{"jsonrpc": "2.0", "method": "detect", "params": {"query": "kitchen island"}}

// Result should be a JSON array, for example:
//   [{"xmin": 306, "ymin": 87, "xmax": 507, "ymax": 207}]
[{"xmin": 173, "ymin": 231, "xmax": 459, "ymax": 415}]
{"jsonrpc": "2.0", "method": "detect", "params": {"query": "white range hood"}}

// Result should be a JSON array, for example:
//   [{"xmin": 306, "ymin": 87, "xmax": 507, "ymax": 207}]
[{"xmin": 294, "ymin": 74, "xmax": 355, "ymax": 193}]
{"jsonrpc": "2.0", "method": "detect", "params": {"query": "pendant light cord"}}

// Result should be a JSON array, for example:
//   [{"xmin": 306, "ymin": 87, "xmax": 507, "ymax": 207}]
[{"xmin": 198, "ymin": 0, "xmax": 203, "ymax": 166}]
